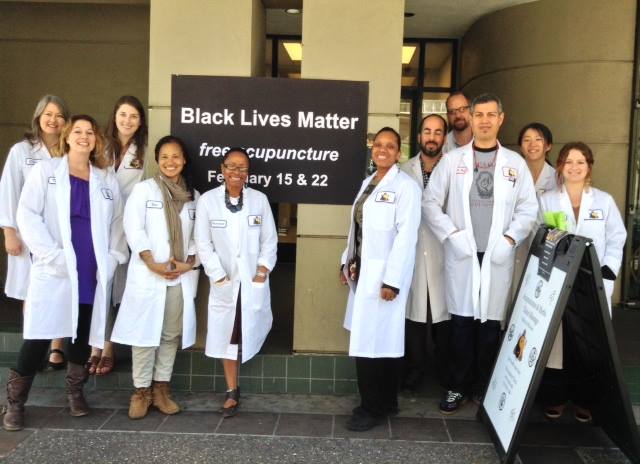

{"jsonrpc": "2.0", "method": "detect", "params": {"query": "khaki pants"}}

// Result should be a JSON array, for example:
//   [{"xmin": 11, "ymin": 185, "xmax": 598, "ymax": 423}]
[{"xmin": 132, "ymin": 285, "xmax": 183, "ymax": 388}]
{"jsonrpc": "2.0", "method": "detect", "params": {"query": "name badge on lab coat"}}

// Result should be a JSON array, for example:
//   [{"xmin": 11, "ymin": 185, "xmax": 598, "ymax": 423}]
[
  {"xmin": 502, "ymin": 167, "xmax": 518, "ymax": 185},
  {"xmin": 375, "ymin": 191, "xmax": 396, "ymax": 203},
  {"xmin": 210, "ymin": 219, "xmax": 227, "ymax": 228},
  {"xmin": 101, "ymin": 188, "xmax": 113, "ymax": 200},
  {"xmin": 146, "ymin": 200, "xmax": 163, "ymax": 209},
  {"xmin": 25, "ymin": 158, "xmax": 40, "ymax": 166},
  {"xmin": 47, "ymin": 177, "xmax": 56, "ymax": 184},
  {"xmin": 188, "ymin": 209, "xmax": 196, "ymax": 220},
  {"xmin": 248, "ymin": 215, "xmax": 262, "ymax": 226},
  {"xmin": 587, "ymin": 209, "xmax": 604, "ymax": 220}
]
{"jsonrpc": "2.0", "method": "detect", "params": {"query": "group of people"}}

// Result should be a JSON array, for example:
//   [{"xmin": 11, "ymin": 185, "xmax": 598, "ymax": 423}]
[
  {"xmin": 0, "ymin": 90, "xmax": 627, "ymax": 434},
  {"xmin": 1, "ymin": 95, "xmax": 277, "ymax": 430},
  {"xmin": 340, "ymin": 92, "xmax": 626, "ymax": 431}
]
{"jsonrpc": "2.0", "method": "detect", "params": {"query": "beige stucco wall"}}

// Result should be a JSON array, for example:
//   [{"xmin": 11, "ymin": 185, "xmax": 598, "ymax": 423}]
[
  {"xmin": 293, "ymin": 0, "xmax": 405, "ymax": 353},
  {"xmin": 0, "ymin": 1, "xmax": 149, "ymax": 291},
  {"xmin": 147, "ymin": 0, "xmax": 266, "ymax": 348},
  {"xmin": 460, "ymin": 0, "xmax": 636, "ymax": 302}
]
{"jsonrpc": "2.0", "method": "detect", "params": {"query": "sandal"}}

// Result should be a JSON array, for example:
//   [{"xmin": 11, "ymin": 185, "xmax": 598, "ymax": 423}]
[
  {"xmin": 218, "ymin": 388, "xmax": 240, "ymax": 418},
  {"xmin": 574, "ymin": 406, "xmax": 592, "ymax": 423},
  {"xmin": 86, "ymin": 356, "xmax": 100, "ymax": 375},
  {"xmin": 47, "ymin": 349, "xmax": 67, "ymax": 371},
  {"xmin": 96, "ymin": 355, "xmax": 114, "ymax": 376},
  {"xmin": 544, "ymin": 403, "xmax": 566, "ymax": 420}
]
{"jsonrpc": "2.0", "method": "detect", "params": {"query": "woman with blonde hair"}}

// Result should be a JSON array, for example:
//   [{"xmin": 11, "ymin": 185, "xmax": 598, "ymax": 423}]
[
  {"xmin": 0, "ymin": 95, "xmax": 70, "ymax": 370},
  {"xmin": 3, "ymin": 115, "xmax": 127, "ymax": 431}
]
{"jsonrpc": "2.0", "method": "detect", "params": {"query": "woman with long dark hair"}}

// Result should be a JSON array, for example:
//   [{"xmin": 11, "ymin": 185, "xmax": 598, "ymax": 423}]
[
  {"xmin": 90, "ymin": 95, "xmax": 148, "ymax": 376},
  {"xmin": 111, "ymin": 135, "xmax": 199, "ymax": 419}
]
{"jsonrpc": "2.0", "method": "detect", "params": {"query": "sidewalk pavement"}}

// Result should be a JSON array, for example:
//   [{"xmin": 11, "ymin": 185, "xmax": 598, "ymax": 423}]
[{"xmin": 0, "ymin": 388, "xmax": 634, "ymax": 463}]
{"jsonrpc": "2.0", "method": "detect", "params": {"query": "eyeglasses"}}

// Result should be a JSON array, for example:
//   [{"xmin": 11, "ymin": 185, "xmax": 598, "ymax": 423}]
[
  {"xmin": 446, "ymin": 105, "xmax": 469, "ymax": 116},
  {"xmin": 222, "ymin": 163, "xmax": 249, "ymax": 173}
]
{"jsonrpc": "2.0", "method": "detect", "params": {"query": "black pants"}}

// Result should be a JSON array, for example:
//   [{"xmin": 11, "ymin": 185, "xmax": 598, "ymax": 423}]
[
  {"xmin": 449, "ymin": 314, "xmax": 501, "ymax": 395},
  {"xmin": 538, "ymin": 324, "xmax": 596, "ymax": 408},
  {"xmin": 355, "ymin": 357, "xmax": 399, "ymax": 417},
  {"xmin": 403, "ymin": 319, "xmax": 451, "ymax": 390},
  {"xmin": 14, "ymin": 304, "xmax": 93, "ymax": 377}
]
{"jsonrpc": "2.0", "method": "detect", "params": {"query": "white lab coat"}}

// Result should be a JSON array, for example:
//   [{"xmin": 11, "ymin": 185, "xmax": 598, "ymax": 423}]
[
  {"xmin": 195, "ymin": 185, "xmax": 277, "ymax": 362},
  {"xmin": 16, "ymin": 156, "xmax": 128, "ymax": 347},
  {"xmin": 512, "ymin": 162, "xmax": 557, "ymax": 298},
  {"xmin": 541, "ymin": 186, "xmax": 626, "ymax": 368},
  {"xmin": 399, "ymin": 156, "xmax": 447, "ymax": 323},
  {"xmin": 423, "ymin": 142, "xmax": 538, "ymax": 322},
  {"xmin": 341, "ymin": 164, "xmax": 421, "ymax": 358},
  {"xmin": 442, "ymin": 131, "xmax": 464, "ymax": 154},
  {"xmin": 110, "ymin": 179, "xmax": 200, "ymax": 348},
  {"xmin": 541, "ymin": 186, "xmax": 626, "ymax": 311},
  {"xmin": 0, "ymin": 140, "xmax": 52, "ymax": 300},
  {"xmin": 111, "ymin": 143, "xmax": 145, "ymax": 305}
]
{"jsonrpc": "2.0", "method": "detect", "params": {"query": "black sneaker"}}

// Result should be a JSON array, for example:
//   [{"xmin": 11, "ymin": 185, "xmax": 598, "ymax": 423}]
[{"xmin": 439, "ymin": 390, "xmax": 466, "ymax": 415}]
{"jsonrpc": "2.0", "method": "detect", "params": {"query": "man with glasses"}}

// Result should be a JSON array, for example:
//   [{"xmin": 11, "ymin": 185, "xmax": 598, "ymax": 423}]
[
  {"xmin": 443, "ymin": 92, "xmax": 473, "ymax": 154},
  {"xmin": 423, "ymin": 93, "xmax": 537, "ymax": 414},
  {"xmin": 399, "ymin": 114, "xmax": 449, "ymax": 393}
]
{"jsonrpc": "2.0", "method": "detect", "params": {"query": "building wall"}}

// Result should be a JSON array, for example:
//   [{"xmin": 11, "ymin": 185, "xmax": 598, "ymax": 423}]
[
  {"xmin": 460, "ymin": 0, "xmax": 636, "ymax": 302},
  {"xmin": 0, "ymin": 1, "xmax": 149, "ymax": 288},
  {"xmin": 293, "ymin": 0, "xmax": 405, "ymax": 353}
]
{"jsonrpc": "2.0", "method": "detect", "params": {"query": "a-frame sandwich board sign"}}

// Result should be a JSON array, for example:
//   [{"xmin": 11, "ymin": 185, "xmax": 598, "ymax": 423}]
[{"xmin": 477, "ymin": 226, "xmax": 640, "ymax": 464}]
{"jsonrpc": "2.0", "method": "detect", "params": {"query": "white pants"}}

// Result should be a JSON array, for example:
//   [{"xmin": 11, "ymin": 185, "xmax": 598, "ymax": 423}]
[{"xmin": 132, "ymin": 285, "xmax": 183, "ymax": 388}]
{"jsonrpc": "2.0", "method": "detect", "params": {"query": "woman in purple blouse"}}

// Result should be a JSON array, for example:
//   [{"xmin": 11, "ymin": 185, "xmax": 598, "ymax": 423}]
[{"xmin": 3, "ymin": 115, "xmax": 127, "ymax": 431}]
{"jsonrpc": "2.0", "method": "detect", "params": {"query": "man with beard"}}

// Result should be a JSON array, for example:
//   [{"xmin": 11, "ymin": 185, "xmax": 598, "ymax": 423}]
[
  {"xmin": 399, "ymin": 114, "xmax": 449, "ymax": 392},
  {"xmin": 424, "ymin": 94, "xmax": 537, "ymax": 414},
  {"xmin": 443, "ymin": 92, "xmax": 473, "ymax": 154}
]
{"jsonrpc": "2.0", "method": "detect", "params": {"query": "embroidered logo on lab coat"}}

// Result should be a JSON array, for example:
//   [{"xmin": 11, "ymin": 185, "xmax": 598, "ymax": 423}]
[
  {"xmin": 101, "ymin": 188, "xmax": 113, "ymax": 200},
  {"xmin": 248, "ymin": 215, "xmax": 262, "ymax": 226},
  {"xmin": 456, "ymin": 165, "xmax": 468, "ymax": 175},
  {"xmin": 146, "ymin": 200, "xmax": 163, "ymax": 209},
  {"xmin": 587, "ymin": 209, "xmax": 604, "ymax": 220},
  {"xmin": 210, "ymin": 219, "xmax": 227, "ymax": 228},
  {"xmin": 25, "ymin": 158, "xmax": 40, "ymax": 166},
  {"xmin": 188, "ymin": 209, "xmax": 196, "ymax": 220},
  {"xmin": 375, "ymin": 191, "xmax": 396, "ymax": 203},
  {"xmin": 124, "ymin": 158, "xmax": 142, "ymax": 169},
  {"xmin": 47, "ymin": 177, "xmax": 56, "ymax": 184}
]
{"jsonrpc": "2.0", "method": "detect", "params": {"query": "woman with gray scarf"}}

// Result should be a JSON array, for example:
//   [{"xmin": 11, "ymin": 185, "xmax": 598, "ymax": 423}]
[{"xmin": 111, "ymin": 135, "xmax": 200, "ymax": 420}]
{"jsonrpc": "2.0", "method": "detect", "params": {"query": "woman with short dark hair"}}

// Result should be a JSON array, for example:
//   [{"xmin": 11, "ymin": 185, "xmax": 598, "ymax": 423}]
[{"xmin": 195, "ymin": 147, "xmax": 277, "ymax": 418}]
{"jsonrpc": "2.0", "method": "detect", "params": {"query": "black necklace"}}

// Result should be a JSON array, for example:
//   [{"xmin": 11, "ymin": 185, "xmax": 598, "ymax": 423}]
[{"xmin": 224, "ymin": 188, "xmax": 243, "ymax": 213}]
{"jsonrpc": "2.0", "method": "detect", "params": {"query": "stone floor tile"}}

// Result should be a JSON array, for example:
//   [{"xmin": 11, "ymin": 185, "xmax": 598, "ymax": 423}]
[
  {"xmin": 275, "ymin": 413, "xmax": 333, "ymax": 437},
  {"xmin": 215, "ymin": 412, "xmax": 278, "ymax": 435},
  {"xmin": 390, "ymin": 417, "xmax": 449, "ymax": 442},
  {"xmin": 158, "ymin": 411, "xmax": 221, "ymax": 434}
]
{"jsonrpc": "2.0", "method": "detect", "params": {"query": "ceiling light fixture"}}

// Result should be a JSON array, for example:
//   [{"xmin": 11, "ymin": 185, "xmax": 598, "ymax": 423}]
[
  {"xmin": 283, "ymin": 42, "xmax": 302, "ymax": 61},
  {"xmin": 402, "ymin": 46, "xmax": 416, "ymax": 64},
  {"xmin": 285, "ymin": 8, "xmax": 302, "ymax": 14}
]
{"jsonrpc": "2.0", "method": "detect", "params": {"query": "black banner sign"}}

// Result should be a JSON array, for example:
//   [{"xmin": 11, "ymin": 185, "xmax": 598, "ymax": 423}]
[{"xmin": 170, "ymin": 75, "xmax": 369, "ymax": 204}]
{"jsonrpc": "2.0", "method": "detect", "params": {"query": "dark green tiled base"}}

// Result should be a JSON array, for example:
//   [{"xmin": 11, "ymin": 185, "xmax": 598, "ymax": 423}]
[
  {"xmin": 0, "ymin": 333, "xmax": 357, "ymax": 394},
  {"xmin": 0, "ymin": 329, "xmax": 638, "ymax": 402}
]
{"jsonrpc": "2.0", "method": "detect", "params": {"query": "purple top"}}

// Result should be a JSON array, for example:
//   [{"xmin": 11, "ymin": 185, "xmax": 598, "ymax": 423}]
[{"xmin": 70, "ymin": 175, "xmax": 97, "ymax": 305}]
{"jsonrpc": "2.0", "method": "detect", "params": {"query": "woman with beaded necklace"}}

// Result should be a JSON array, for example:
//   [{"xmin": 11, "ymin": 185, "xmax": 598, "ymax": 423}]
[{"xmin": 195, "ymin": 147, "xmax": 277, "ymax": 418}]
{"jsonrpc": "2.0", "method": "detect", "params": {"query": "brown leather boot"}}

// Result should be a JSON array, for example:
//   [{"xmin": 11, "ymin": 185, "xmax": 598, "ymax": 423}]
[
  {"xmin": 3, "ymin": 369, "xmax": 34, "ymax": 431},
  {"xmin": 129, "ymin": 387, "xmax": 152, "ymax": 419},
  {"xmin": 66, "ymin": 362, "xmax": 90, "ymax": 417},
  {"xmin": 152, "ymin": 381, "xmax": 180, "ymax": 415}
]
